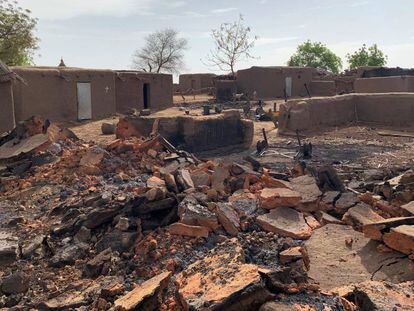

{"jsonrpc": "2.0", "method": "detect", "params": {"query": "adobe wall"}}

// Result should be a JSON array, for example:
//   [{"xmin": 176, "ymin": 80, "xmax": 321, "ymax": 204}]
[
  {"xmin": 12, "ymin": 67, "xmax": 116, "ymax": 122},
  {"xmin": 215, "ymin": 80, "xmax": 237, "ymax": 102},
  {"xmin": 115, "ymin": 72, "xmax": 172, "ymax": 114},
  {"xmin": 236, "ymin": 67, "xmax": 315, "ymax": 99},
  {"xmin": 309, "ymin": 80, "xmax": 336, "ymax": 96},
  {"xmin": 279, "ymin": 93, "xmax": 414, "ymax": 132},
  {"xmin": 354, "ymin": 76, "xmax": 414, "ymax": 93},
  {"xmin": 0, "ymin": 81, "xmax": 15, "ymax": 134},
  {"xmin": 116, "ymin": 110, "xmax": 253, "ymax": 152},
  {"xmin": 179, "ymin": 74, "xmax": 216, "ymax": 92}
]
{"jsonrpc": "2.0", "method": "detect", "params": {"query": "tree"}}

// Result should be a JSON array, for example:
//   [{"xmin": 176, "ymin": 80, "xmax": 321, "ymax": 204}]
[
  {"xmin": 288, "ymin": 40, "xmax": 342, "ymax": 74},
  {"xmin": 132, "ymin": 28, "xmax": 188, "ymax": 74},
  {"xmin": 0, "ymin": 0, "xmax": 39, "ymax": 66},
  {"xmin": 346, "ymin": 44, "xmax": 387, "ymax": 69},
  {"xmin": 206, "ymin": 15, "xmax": 257, "ymax": 76}
]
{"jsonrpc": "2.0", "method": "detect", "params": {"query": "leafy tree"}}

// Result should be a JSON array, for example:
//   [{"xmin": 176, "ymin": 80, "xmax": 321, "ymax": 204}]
[
  {"xmin": 346, "ymin": 44, "xmax": 387, "ymax": 69},
  {"xmin": 206, "ymin": 15, "xmax": 258, "ymax": 76},
  {"xmin": 288, "ymin": 40, "xmax": 342, "ymax": 74},
  {"xmin": 0, "ymin": 0, "xmax": 39, "ymax": 66},
  {"xmin": 132, "ymin": 28, "xmax": 188, "ymax": 74}
]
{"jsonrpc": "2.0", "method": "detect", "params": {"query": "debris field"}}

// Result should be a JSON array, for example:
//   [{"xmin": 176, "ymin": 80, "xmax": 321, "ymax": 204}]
[{"xmin": 1, "ymin": 115, "xmax": 414, "ymax": 311}]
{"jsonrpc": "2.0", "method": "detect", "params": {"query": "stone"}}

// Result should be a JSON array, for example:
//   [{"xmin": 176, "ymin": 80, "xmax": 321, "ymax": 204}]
[
  {"xmin": 228, "ymin": 191, "xmax": 258, "ymax": 217},
  {"xmin": 258, "ymin": 188, "xmax": 301, "ymax": 209},
  {"xmin": 168, "ymin": 222, "xmax": 209, "ymax": 238},
  {"xmin": 22, "ymin": 235, "xmax": 45, "ymax": 259},
  {"xmin": 74, "ymin": 226, "xmax": 91, "ymax": 243},
  {"xmin": 290, "ymin": 175, "xmax": 322, "ymax": 211},
  {"xmin": 84, "ymin": 248, "xmax": 113, "ymax": 278},
  {"xmin": 1, "ymin": 272, "xmax": 28, "ymax": 294},
  {"xmin": 211, "ymin": 165, "xmax": 230, "ymax": 192},
  {"xmin": 50, "ymin": 243, "xmax": 89, "ymax": 267},
  {"xmin": 0, "ymin": 231, "xmax": 18, "ymax": 265},
  {"xmin": 279, "ymin": 246, "xmax": 303, "ymax": 265},
  {"xmin": 401, "ymin": 201, "xmax": 414, "ymax": 216},
  {"xmin": 83, "ymin": 206, "xmax": 120, "ymax": 229},
  {"xmin": 305, "ymin": 224, "xmax": 414, "ymax": 291},
  {"xmin": 348, "ymin": 281, "xmax": 414, "ymax": 311},
  {"xmin": 115, "ymin": 217, "xmax": 130, "ymax": 231},
  {"xmin": 147, "ymin": 176, "xmax": 166, "ymax": 188},
  {"xmin": 96, "ymin": 231, "xmax": 138, "ymax": 253},
  {"xmin": 145, "ymin": 187, "xmax": 166, "ymax": 202},
  {"xmin": 178, "ymin": 169, "xmax": 195, "ymax": 189},
  {"xmin": 79, "ymin": 146, "xmax": 106, "ymax": 174},
  {"xmin": 38, "ymin": 290, "xmax": 90, "ymax": 310},
  {"xmin": 256, "ymin": 207, "xmax": 312, "ymax": 239},
  {"xmin": 176, "ymin": 239, "xmax": 272, "ymax": 311},
  {"xmin": 383, "ymin": 225, "xmax": 414, "ymax": 255},
  {"xmin": 304, "ymin": 215, "xmax": 321, "ymax": 230},
  {"xmin": 101, "ymin": 122, "xmax": 116, "ymax": 135},
  {"xmin": 191, "ymin": 171, "xmax": 210, "ymax": 187},
  {"xmin": 334, "ymin": 192, "xmax": 359, "ymax": 215},
  {"xmin": 319, "ymin": 191, "xmax": 341, "ymax": 211},
  {"xmin": 114, "ymin": 271, "xmax": 171, "ymax": 311},
  {"xmin": 178, "ymin": 194, "xmax": 219, "ymax": 230},
  {"xmin": 164, "ymin": 173, "xmax": 178, "ymax": 193},
  {"xmin": 342, "ymin": 203, "xmax": 384, "ymax": 230},
  {"xmin": 315, "ymin": 211, "xmax": 343, "ymax": 225},
  {"xmin": 215, "ymin": 203, "xmax": 240, "ymax": 236},
  {"xmin": 260, "ymin": 174, "xmax": 292, "ymax": 189},
  {"xmin": 363, "ymin": 217, "xmax": 414, "ymax": 241}
]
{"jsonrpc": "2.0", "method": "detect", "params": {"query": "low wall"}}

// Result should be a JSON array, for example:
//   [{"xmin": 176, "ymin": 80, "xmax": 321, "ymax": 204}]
[
  {"xmin": 354, "ymin": 76, "xmax": 414, "ymax": 93},
  {"xmin": 279, "ymin": 93, "xmax": 414, "ymax": 132},
  {"xmin": 0, "ymin": 81, "xmax": 15, "ymax": 134},
  {"xmin": 309, "ymin": 80, "xmax": 336, "ymax": 96},
  {"xmin": 116, "ymin": 110, "xmax": 253, "ymax": 152}
]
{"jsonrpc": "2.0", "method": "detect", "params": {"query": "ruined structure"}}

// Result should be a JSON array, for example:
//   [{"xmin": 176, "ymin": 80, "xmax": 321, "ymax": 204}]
[
  {"xmin": 0, "ymin": 61, "xmax": 15, "ymax": 134},
  {"xmin": 279, "ymin": 93, "xmax": 414, "ymax": 132},
  {"xmin": 116, "ymin": 110, "xmax": 253, "ymax": 152},
  {"xmin": 354, "ymin": 76, "xmax": 414, "ymax": 93},
  {"xmin": 179, "ymin": 73, "xmax": 216, "ymax": 92},
  {"xmin": 115, "ymin": 71, "xmax": 172, "ymax": 114}
]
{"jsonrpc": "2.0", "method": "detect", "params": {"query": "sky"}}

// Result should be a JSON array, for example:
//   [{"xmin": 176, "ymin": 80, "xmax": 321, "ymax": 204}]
[{"xmin": 18, "ymin": 0, "xmax": 414, "ymax": 80}]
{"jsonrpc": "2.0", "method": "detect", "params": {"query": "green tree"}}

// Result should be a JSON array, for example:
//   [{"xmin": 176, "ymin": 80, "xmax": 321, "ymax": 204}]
[
  {"xmin": 346, "ymin": 44, "xmax": 387, "ymax": 69},
  {"xmin": 0, "ymin": 0, "xmax": 39, "ymax": 66},
  {"xmin": 288, "ymin": 40, "xmax": 342, "ymax": 74}
]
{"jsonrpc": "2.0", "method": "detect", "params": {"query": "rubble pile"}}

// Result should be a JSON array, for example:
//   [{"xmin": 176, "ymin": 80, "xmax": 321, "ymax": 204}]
[{"xmin": 0, "ymin": 117, "xmax": 414, "ymax": 310}]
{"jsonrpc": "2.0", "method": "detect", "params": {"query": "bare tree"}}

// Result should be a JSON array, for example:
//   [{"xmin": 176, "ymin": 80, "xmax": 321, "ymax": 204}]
[
  {"xmin": 132, "ymin": 28, "xmax": 188, "ymax": 73},
  {"xmin": 206, "ymin": 15, "xmax": 257, "ymax": 76}
]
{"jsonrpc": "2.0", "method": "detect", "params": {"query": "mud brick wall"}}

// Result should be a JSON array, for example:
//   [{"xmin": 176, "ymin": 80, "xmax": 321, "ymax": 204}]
[
  {"xmin": 354, "ymin": 76, "xmax": 414, "ymax": 93},
  {"xmin": 309, "ymin": 80, "xmax": 336, "ymax": 97},
  {"xmin": 0, "ymin": 81, "xmax": 15, "ymax": 134},
  {"xmin": 12, "ymin": 67, "xmax": 116, "ymax": 122},
  {"xmin": 279, "ymin": 93, "xmax": 414, "ymax": 132},
  {"xmin": 116, "ymin": 110, "xmax": 253, "ymax": 152}
]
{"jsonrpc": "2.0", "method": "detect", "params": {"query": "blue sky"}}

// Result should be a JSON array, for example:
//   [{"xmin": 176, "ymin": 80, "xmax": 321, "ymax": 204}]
[{"xmin": 20, "ymin": 0, "xmax": 414, "ymax": 78}]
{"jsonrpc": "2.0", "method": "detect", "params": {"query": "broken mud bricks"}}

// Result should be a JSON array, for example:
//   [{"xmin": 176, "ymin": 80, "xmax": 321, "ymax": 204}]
[
  {"xmin": 342, "ymin": 203, "xmax": 384, "ymax": 230},
  {"xmin": 259, "ymin": 188, "xmax": 301, "ymax": 209},
  {"xmin": 256, "ymin": 207, "xmax": 313, "ymax": 239},
  {"xmin": 114, "ymin": 271, "xmax": 171, "ymax": 311},
  {"xmin": 176, "ymin": 239, "xmax": 272, "ymax": 311},
  {"xmin": 178, "ymin": 194, "xmax": 219, "ymax": 231},
  {"xmin": 363, "ymin": 217, "xmax": 414, "ymax": 255},
  {"xmin": 168, "ymin": 222, "xmax": 209, "ymax": 238},
  {"xmin": 215, "ymin": 203, "xmax": 241, "ymax": 236},
  {"xmin": 305, "ymin": 224, "xmax": 414, "ymax": 291},
  {"xmin": 290, "ymin": 175, "xmax": 322, "ymax": 212}
]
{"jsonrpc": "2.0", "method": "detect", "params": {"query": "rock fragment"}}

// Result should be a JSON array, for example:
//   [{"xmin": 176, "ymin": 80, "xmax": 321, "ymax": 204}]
[{"xmin": 258, "ymin": 188, "xmax": 301, "ymax": 209}]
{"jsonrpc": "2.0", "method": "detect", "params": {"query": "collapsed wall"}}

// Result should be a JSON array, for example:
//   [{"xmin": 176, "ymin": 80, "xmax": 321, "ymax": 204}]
[
  {"xmin": 279, "ymin": 93, "xmax": 414, "ymax": 132},
  {"xmin": 116, "ymin": 110, "xmax": 253, "ymax": 152},
  {"xmin": 0, "ymin": 81, "xmax": 15, "ymax": 134}
]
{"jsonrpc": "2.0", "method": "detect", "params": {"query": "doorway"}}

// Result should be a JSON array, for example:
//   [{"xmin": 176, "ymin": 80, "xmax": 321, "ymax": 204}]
[
  {"xmin": 285, "ymin": 77, "xmax": 292, "ymax": 98},
  {"xmin": 77, "ymin": 82, "xmax": 92, "ymax": 120},
  {"xmin": 143, "ymin": 83, "xmax": 150, "ymax": 109}
]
